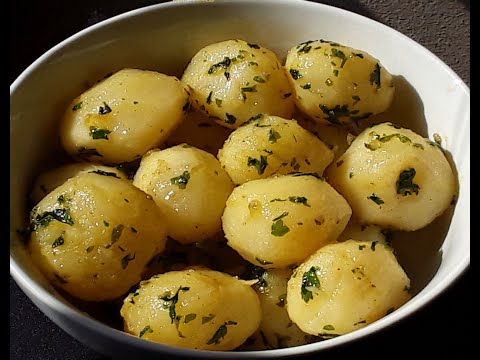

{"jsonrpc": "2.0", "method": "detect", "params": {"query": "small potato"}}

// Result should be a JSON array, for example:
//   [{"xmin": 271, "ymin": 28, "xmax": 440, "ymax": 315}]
[
  {"xmin": 286, "ymin": 240, "xmax": 411, "ymax": 337},
  {"xmin": 165, "ymin": 108, "xmax": 232, "ymax": 155},
  {"xmin": 240, "ymin": 267, "xmax": 316, "ymax": 350},
  {"xmin": 222, "ymin": 174, "xmax": 352, "ymax": 268},
  {"xmin": 133, "ymin": 145, "xmax": 235, "ymax": 244},
  {"xmin": 120, "ymin": 268, "xmax": 261, "ymax": 350},
  {"xmin": 181, "ymin": 39, "xmax": 295, "ymax": 129},
  {"xmin": 337, "ymin": 219, "xmax": 387, "ymax": 244},
  {"xmin": 218, "ymin": 114, "xmax": 334, "ymax": 184},
  {"xmin": 326, "ymin": 122, "xmax": 457, "ymax": 231},
  {"xmin": 28, "ymin": 172, "xmax": 168, "ymax": 301},
  {"xmin": 61, "ymin": 68, "xmax": 189, "ymax": 164},
  {"xmin": 30, "ymin": 162, "xmax": 129, "ymax": 204},
  {"xmin": 285, "ymin": 40, "xmax": 395, "ymax": 126}
]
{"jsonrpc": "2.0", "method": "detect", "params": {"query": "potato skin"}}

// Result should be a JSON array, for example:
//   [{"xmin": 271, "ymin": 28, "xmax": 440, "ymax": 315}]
[
  {"xmin": 28, "ymin": 172, "xmax": 168, "ymax": 301},
  {"xmin": 222, "ymin": 174, "xmax": 352, "ymax": 268},
  {"xmin": 30, "ymin": 163, "xmax": 128, "ymax": 204},
  {"xmin": 133, "ymin": 145, "xmax": 235, "ymax": 244},
  {"xmin": 326, "ymin": 122, "xmax": 457, "ymax": 231},
  {"xmin": 285, "ymin": 40, "xmax": 394, "ymax": 126},
  {"xmin": 60, "ymin": 68, "xmax": 189, "ymax": 164},
  {"xmin": 286, "ymin": 240, "xmax": 411, "ymax": 336},
  {"xmin": 218, "ymin": 115, "xmax": 334, "ymax": 185},
  {"xmin": 120, "ymin": 268, "xmax": 261, "ymax": 350},
  {"xmin": 181, "ymin": 39, "xmax": 295, "ymax": 129}
]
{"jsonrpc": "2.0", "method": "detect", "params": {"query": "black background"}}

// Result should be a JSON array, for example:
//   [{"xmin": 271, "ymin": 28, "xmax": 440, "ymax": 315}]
[{"xmin": 10, "ymin": 0, "xmax": 470, "ymax": 359}]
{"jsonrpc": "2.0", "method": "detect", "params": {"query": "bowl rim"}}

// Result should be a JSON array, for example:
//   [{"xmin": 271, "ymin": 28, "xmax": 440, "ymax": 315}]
[{"xmin": 10, "ymin": 0, "xmax": 470, "ymax": 357}]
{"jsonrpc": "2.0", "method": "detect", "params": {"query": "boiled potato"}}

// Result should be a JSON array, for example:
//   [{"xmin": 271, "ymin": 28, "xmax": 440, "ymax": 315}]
[
  {"xmin": 165, "ymin": 108, "xmax": 232, "ymax": 155},
  {"xmin": 30, "ymin": 162, "xmax": 128, "ymax": 204},
  {"xmin": 326, "ymin": 122, "xmax": 457, "ymax": 231},
  {"xmin": 120, "ymin": 268, "xmax": 261, "ymax": 350},
  {"xmin": 60, "ymin": 68, "xmax": 189, "ymax": 164},
  {"xmin": 285, "ymin": 40, "xmax": 395, "ymax": 126},
  {"xmin": 240, "ymin": 267, "xmax": 316, "ymax": 350},
  {"xmin": 286, "ymin": 240, "xmax": 411, "ymax": 337},
  {"xmin": 133, "ymin": 144, "xmax": 235, "ymax": 244},
  {"xmin": 337, "ymin": 219, "xmax": 386, "ymax": 244},
  {"xmin": 222, "ymin": 174, "xmax": 352, "ymax": 268},
  {"xmin": 218, "ymin": 114, "xmax": 334, "ymax": 184},
  {"xmin": 181, "ymin": 39, "xmax": 295, "ymax": 129},
  {"xmin": 28, "ymin": 172, "xmax": 168, "ymax": 301}
]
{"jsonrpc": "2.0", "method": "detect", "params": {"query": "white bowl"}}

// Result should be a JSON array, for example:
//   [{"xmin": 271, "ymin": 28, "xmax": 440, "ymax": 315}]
[{"xmin": 10, "ymin": 0, "xmax": 470, "ymax": 358}]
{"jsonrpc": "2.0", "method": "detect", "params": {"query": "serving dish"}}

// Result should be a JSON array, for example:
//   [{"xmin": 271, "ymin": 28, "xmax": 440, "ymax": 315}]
[{"xmin": 10, "ymin": 0, "xmax": 470, "ymax": 358}]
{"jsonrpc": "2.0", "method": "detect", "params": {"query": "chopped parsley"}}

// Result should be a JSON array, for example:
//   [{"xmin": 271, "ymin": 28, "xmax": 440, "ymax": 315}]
[
  {"xmin": 72, "ymin": 101, "xmax": 83, "ymax": 111},
  {"xmin": 271, "ymin": 212, "xmax": 290, "ymax": 237},
  {"xmin": 121, "ymin": 253, "xmax": 135, "ymax": 269},
  {"xmin": 365, "ymin": 131, "xmax": 412, "ymax": 150},
  {"xmin": 215, "ymin": 98, "xmax": 223, "ymax": 107},
  {"xmin": 202, "ymin": 314, "xmax": 216, "ymax": 324},
  {"xmin": 319, "ymin": 104, "xmax": 351, "ymax": 125},
  {"xmin": 184, "ymin": 313, "xmax": 197, "ymax": 324},
  {"xmin": 247, "ymin": 43, "xmax": 260, "ymax": 49},
  {"xmin": 331, "ymin": 48, "xmax": 347, "ymax": 67},
  {"xmin": 370, "ymin": 63, "xmax": 381, "ymax": 88},
  {"xmin": 206, "ymin": 91, "xmax": 213, "ymax": 104},
  {"xmin": 297, "ymin": 40, "xmax": 314, "ymax": 54},
  {"xmin": 352, "ymin": 52, "xmax": 364, "ymax": 58},
  {"xmin": 139, "ymin": 325, "xmax": 153, "ymax": 338},
  {"xmin": 225, "ymin": 113, "xmax": 237, "ymax": 124},
  {"xmin": 323, "ymin": 325, "xmax": 335, "ymax": 331},
  {"xmin": 247, "ymin": 155, "xmax": 268, "ymax": 175},
  {"xmin": 30, "ymin": 208, "xmax": 74, "ymax": 230},
  {"xmin": 111, "ymin": 224, "xmax": 125, "ymax": 245},
  {"xmin": 301, "ymin": 266, "xmax": 321, "ymax": 303},
  {"xmin": 368, "ymin": 194, "xmax": 384, "ymax": 205},
  {"xmin": 396, "ymin": 168, "xmax": 420, "ymax": 196},
  {"xmin": 160, "ymin": 286, "xmax": 190, "ymax": 324},
  {"xmin": 289, "ymin": 196, "xmax": 310, "ymax": 207},
  {"xmin": 170, "ymin": 171, "xmax": 191, "ymax": 189},
  {"xmin": 242, "ymin": 265, "xmax": 268, "ymax": 288},
  {"xmin": 52, "ymin": 233, "xmax": 65, "ymax": 248},
  {"xmin": 89, "ymin": 170, "xmax": 120, "ymax": 178},
  {"xmin": 89, "ymin": 126, "xmax": 111, "ymax": 140},
  {"xmin": 253, "ymin": 75, "xmax": 266, "ymax": 83},
  {"xmin": 208, "ymin": 57, "xmax": 232, "ymax": 75},
  {"xmin": 207, "ymin": 321, "xmax": 238, "ymax": 345},
  {"xmin": 98, "ymin": 102, "xmax": 112, "ymax": 115},
  {"xmin": 289, "ymin": 69, "xmax": 302, "ymax": 80},
  {"xmin": 301, "ymin": 82, "xmax": 311, "ymax": 89},
  {"xmin": 268, "ymin": 128, "xmax": 281, "ymax": 143},
  {"xmin": 77, "ymin": 147, "xmax": 102, "ymax": 157},
  {"xmin": 276, "ymin": 293, "xmax": 287, "ymax": 307}
]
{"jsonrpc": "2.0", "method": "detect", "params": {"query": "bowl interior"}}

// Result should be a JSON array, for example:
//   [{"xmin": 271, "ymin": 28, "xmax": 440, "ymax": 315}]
[{"xmin": 10, "ymin": 0, "xmax": 470, "ymax": 357}]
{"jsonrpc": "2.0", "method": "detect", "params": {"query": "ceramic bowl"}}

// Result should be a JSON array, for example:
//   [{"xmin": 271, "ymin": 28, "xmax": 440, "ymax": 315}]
[{"xmin": 10, "ymin": 0, "xmax": 470, "ymax": 358}]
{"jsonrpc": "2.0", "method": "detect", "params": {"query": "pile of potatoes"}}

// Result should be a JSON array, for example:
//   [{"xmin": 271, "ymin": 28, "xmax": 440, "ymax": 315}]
[{"xmin": 25, "ymin": 39, "xmax": 457, "ymax": 351}]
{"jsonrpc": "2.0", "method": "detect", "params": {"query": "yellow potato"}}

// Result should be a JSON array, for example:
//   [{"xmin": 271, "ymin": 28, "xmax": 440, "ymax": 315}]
[
  {"xmin": 133, "ymin": 145, "xmax": 235, "ymax": 244},
  {"xmin": 181, "ymin": 39, "xmax": 295, "ymax": 129},
  {"xmin": 285, "ymin": 40, "xmax": 394, "ymax": 126},
  {"xmin": 60, "ymin": 68, "xmax": 189, "ymax": 164},
  {"xmin": 222, "ymin": 174, "xmax": 352, "ymax": 268},
  {"xmin": 120, "ymin": 268, "xmax": 261, "ymax": 350},
  {"xmin": 165, "ymin": 108, "xmax": 232, "ymax": 155},
  {"xmin": 28, "ymin": 172, "xmax": 168, "ymax": 301},
  {"xmin": 239, "ymin": 267, "xmax": 315, "ymax": 350},
  {"xmin": 218, "ymin": 115, "xmax": 334, "ymax": 185},
  {"xmin": 30, "ymin": 162, "xmax": 129, "ymax": 204},
  {"xmin": 286, "ymin": 240, "xmax": 411, "ymax": 337},
  {"xmin": 337, "ymin": 219, "xmax": 387, "ymax": 244},
  {"xmin": 326, "ymin": 122, "xmax": 457, "ymax": 231}
]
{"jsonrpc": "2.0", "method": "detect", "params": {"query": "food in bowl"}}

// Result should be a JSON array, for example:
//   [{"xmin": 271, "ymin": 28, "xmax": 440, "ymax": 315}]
[
  {"xmin": 17, "ymin": 36, "xmax": 459, "ymax": 351},
  {"xmin": 10, "ymin": 2, "xmax": 469, "ymax": 357}
]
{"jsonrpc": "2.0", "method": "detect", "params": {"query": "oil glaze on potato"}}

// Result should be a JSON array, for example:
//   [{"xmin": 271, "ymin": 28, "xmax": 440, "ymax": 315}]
[
  {"xmin": 28, "ymin": 172, "xmax": 168, "ymax": 301},
  {"xmin": 133, "ymin": 145, "xmax": 235, "ymax": 244},
  {"xmin": 240, "ymin": 267, "xmax": 315, "ymax": 350},
  {"xmin": 286, "ymin": 240, "xmax": 411, "ymax": 337},
  {"xmin": 120, "ymin": 268, "xmax": 261, "ymax": 350},
  {"xmin": 285, "ymin": 40, "xmax": 395, "ymax": 126},
  {"xmin": 218, "ymin": 115, "xmax": 334, "ymax": 184},
  {"xmin": 222, "ymin": 174, "xmax": 352, "ymax": 268},
  {"xmin": 30, "ymin": 162, "xmax": 128, "ymax": 204},
  {"xmin": 181, "ymin": 39, "xmax": 295, "ymax": 129},
  {"xmin": 326, "ymin": 122, "xmax": 457, "ymax": 231},
  {"xmin": 60, "ymin": 68, "xmax": 189, "ymax": 164}
]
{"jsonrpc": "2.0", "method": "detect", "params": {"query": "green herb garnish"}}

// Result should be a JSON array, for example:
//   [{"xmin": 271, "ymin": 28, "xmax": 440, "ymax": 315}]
[
  {"xmin": 247, "ymin": 155, "xmax": 268, "ymax": 175},
  {"xmin": 301, "ymin": 266, "xmax": 321, "ymax": 303},
  {"xmin": 171, "ymin": 171, "xmax": 191, "ymax": 189},
  {"xmin": 396, "ymin": 168, "xmax": 420, "ymax": 196},
  {"xmin": 160, "ymin": 286, "xmax": 190, "ymax": 324},
  {"xmin": 207, "ymin": 321, "xmax": 237, "ymax": 345},
  {"xmin": 98, "ymin": 102, "xmax": 112, "ymax": 115}
]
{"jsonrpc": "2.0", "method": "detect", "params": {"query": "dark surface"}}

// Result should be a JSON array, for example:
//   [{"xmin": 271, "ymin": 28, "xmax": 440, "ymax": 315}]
[{"xmin": 10, "ymin": 0, "xmax": 470, "ymax": 359}]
